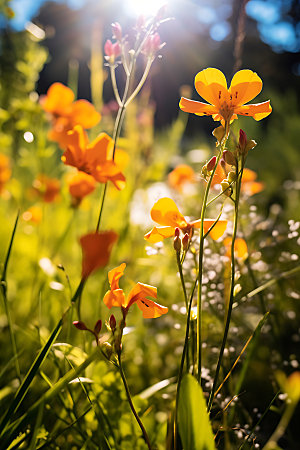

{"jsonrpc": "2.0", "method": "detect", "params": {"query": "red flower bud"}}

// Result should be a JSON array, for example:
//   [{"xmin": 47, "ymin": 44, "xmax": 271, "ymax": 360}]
[
  {"xmin": 207, "ymin": 156, "xmax": 217, "ymax": 172},
  {"xmin": 73, "ymin": 320, "xmax": 88, "ymax": 331},
  {"xmin": 111, "ymin": 22, "xmax": 122, "ymax": 41},
  {"xmin": 174, "ymin": 227, "xmax": 180, "ymax": 238},
  {"xmin": 182, "ymin": 233, "xmax": 189, "ymax": 252},
  {"xmin": 94, "ymin": 319, "xmax": 102, "ymax": 335},
  {"xmin": 239, "ymin": 129, "xmax": 247, "ymax": 150},
  {"xmin": 109, "ymin": 314, "xmax": 116, "ymax": 331}
]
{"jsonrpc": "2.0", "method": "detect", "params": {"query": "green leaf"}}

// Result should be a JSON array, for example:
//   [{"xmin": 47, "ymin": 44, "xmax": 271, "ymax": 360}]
[{"xmin": 178, "ymin": 374, "xmax": 216, "ymax": 450}]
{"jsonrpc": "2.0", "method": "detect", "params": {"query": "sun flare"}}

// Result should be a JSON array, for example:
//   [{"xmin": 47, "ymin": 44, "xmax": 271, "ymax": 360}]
[{"xmin": 126, "ymin": 0, "xmax": 167, "ymax": 17}]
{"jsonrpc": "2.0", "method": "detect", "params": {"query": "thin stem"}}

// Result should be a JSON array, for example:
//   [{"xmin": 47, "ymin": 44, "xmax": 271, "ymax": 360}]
[
  {"xmin": 117, "ymin": 354, "xmax": 152, "ymax": 450},
  {"xmin": 208, "ymin": 157, "xmax": 243, "ymax": 411},
  {"xmin": 109, "ymin": 64, "xmax": 122, "ymax": 107},
  {"xmin": 125, "ymin": 57, "xmax": 153, "ymax": 107},
  {"xmin": 197, "ymin": 127, "xmax": 229, "ymax": 383}
]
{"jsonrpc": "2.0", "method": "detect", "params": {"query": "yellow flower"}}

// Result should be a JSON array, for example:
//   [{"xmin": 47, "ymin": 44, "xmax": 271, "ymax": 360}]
[
  {"xmin": 144, "ymin": 197, "xmax": 227, "ymax": 243},
  {"xmin": 180, "ymin": 68, "xmax": 272, "ymax": 123}
]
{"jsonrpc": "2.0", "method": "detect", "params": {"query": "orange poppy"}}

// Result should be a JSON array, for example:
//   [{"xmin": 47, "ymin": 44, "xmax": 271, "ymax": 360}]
[
  {"xmin": 0, "ymin": 153, "xmax": 11, "ymax": 193},
  {"xmin": 179, "ymin": 68, "xmax": 272, "ymax": 123},
  {"xmin": 62, "ymin": 125, "xmax": 126, "ymax": 190},
  {"xmin": 42, "ymin": 83, "xmax": 101, "ymax": 149},
  {"xmin": 68, "ymin": 172, "xmax": 96, "ymax": 202},
  {"xmin": 32, "ymin": 174, "xmax": 60, "ymax": 203},
  {"xmin": 144, "ymin": 197, "xmax": 227, "ymax": 243},
  {"xmin": 103, "ymin": 263, "xmax": 168, "ymax": 318},
  {"xmin": 241, "ymin": 168, "xmax": 264, "ymax": 195},
  {"xmin": 80, "ymin": 231, "xmax": 118, "ymax": 279},
  {"xmin": 168, "ymin": 164, "xmax": 195, "ymax": 192},
  {"xmin": 224, "ymin": 237, "xmax": 248, "ymax": 260}
]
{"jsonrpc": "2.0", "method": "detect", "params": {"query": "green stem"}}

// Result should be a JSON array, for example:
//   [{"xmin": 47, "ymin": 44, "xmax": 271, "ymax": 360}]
[
  {"xmin": 197, "ymin": 128, "xmax": 229, "ymax": 383},
  {"xmin": 207, "ymin": 157, "xmax": 243, "ymax": 411},
  {"xmin": 117, "ymin": 354, "xmax": 152, "ymax": 450},
  {"xmin": 263, "ymin": 399, "xmax": 298, "ymax": 450},
  {"xmin": 110, "ymin": 64, "xmax": 122, "ymax": 107}
]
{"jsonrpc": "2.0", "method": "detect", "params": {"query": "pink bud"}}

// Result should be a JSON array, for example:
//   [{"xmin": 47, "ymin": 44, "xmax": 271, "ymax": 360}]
[
  {"xmin": 94, "ymin": 319, "xmax": 102, "ymax": 335},
  {"xmin": 109, "ymin": 314, "xmax": 116, "ymax": 331},
  {"xmin": 207, "ymin": 156, "xmax": 217, "ymax": 172},
  {"xmin": 239, "ymin": 129, "xmax": 247, "ymax": 150},
  {"xmin": 142, "ymin": 33, "xmax": 162, "ymax": 56},
  {"xmin": 111, "ymin": 22, "xmax": 122, "ymax": 41},
  {"xmin": 73, "ymin": 321, "xmax": 88, "ymax": 331},
  {"xmin": 104, "ymin": 40, "xmax": 121, "ymax": 58},
  {"xmin": 152, "ymin": 33, "xmax": 161, "ymax": 52},
  {"xmin": 155, "ymin": 4, "xmax": 167, "ymax": 21}
]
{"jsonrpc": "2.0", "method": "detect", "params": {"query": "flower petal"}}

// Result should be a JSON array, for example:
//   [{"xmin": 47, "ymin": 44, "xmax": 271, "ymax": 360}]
[
  {"xmin": 68, "ymin": 172, "xmax": 96, "ymax": 200},
  {"xmin": 103, "ymin": 288, "xmax": 126, "ymax": 308},
  {"xmin": 150, "ymin": 198, "xmax": 187, "ymax": 228},
  {"xmin": 144, "ymin": 226, "xmax": 176, "ymax": 243},
  {"xmin": 61, "ymin": 125, "xmax": 88, "ymax": 168},
  {"xmin": 194, "ymin": 68, "xmax": 229, "ymax": 107},
  {"xmin": 108, "ymin": 263, "xmax": 126, "ymax": 290},
  {"xmin": 241, "ymin": 181, "xmax": 264, "ymax": 196},
  {"xmin": 224, "ymin": 237, "xmax": 248, "ymax": 259},
  {"xmin": 42, "ymin": 82, "xmax": 74, "ymax": 115},
  {"xmin": 191, "ymin": 219, "xmax": 227, "ymax": 240},
  {"xmin": 234, "ymin": 101, "xmax": 272, "ymax": 120},
  {"xmin": 179, "ymin": 97, "xmax": 218, "ymax": 116},
  {"xmin": 126, "ymin": 282, "xmax": 157, "ymax": 308},
  {"xmin": 229, "ymin": 70, "xmax": 262, "ymax": 106},
  {"xmin": 242, "ymin": 168, "xmax": 257, "ymax": 183},
  {"xmin": 80, "ymin": 231, "xmax": 118, "ymax": 278},
  {"xmin": 136, "ymin": 298, "xmax": 168, "ymax": 318},
  {"xmin": 70, "ymin": 100, "xmax": 101, "ymax": 128}
]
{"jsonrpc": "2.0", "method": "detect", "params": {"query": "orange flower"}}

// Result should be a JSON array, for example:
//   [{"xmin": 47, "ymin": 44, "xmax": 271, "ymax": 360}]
[
  {"xmin": 0, "ymin": 153, "xmax": 11, "ymax": 193},
  {"xmin": 103, "ymin": 263, "xmax": 168, "ymax": 318},
  {"xmin": 62, "ymin": 125, "xmax": 126, "ymax": 190},
  {"xmin": 22, "ymin": 205, "xmax": 43, "ymax": 224},
  {"xmin": 32, "ymin": 174, "xmax": 60, "ymax": 203},
  {"xmin": 68, "ymin": 172, "xmax": 96, "ymax": 203},
  {"xmin": 224, "ymin": 237, "xmax": 248, "ymax": 260},
  {"xmin": 179, "ymin": 68, "xmax": 272, "ymax": 124},
  {"xmin": 211, "ymin": 164, "xmax": 264, "ymax": 196},
  {"xmin": 144, "ymin": 197, "xmax": 227, "ymax": 243},
  {"xmin": 41, "ymin": 83, "xmax": 101, "ymax": 149},
  {"xmin": 241, "ymin": 168, "xmax": 264, "ymax": 196},
  {"xmin": 80, "ymin": 231, "xmax": 118, "ymax": 279},
  {"xmin": 168, "ymin": 164, "xmax": 195, "ymax": 192}
]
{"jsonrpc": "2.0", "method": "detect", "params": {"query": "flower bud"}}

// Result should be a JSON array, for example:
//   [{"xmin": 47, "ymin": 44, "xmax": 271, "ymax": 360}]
[
  {"xmin": 94, "ymin": 319, "xmax": 102, "ymax": 335},
  {"xmin": 174, "ymin": 227, "xmax": 180, "ymax": 238},
  {"xmin": 207, "ymin": 156, "xmax": 216, "ymax": 172},
  {"xmin": 174, "ymin": 235, "xmax": 181, "ymax": 253},
  {"xmin": 104, "ymin": 40, "xmax": 121, "ymax": 63},
  {"xmin": 239, "ymin": 129, "xmax": 247, "ymax": 150},
  {"xmin": 142, "ymin": 33, "xmax": 163, "ymax": 57},
  {"xmin": 109, "ymin": 314, "xmax": 116, "ymax": 332},
  {"xmin": 223, "ymin": 150, "xmax": 236, "ymax": 166},
  {"xmin": 227, "ymin": 170, "xmax": 236, "ymax": 184},
  {"xmin": 182, "ymin": 233, "xmax": 189, "ymax": 252},
  {"xmin": 155, "ymin": 4, "xmax": 167, "ymax": 22},
  {"xmin": 102, "ymin": 342, "xmax": 113, "ymax": 360},
  {"xmin": 73, "ymin": 320, "xmax": 88, "ymax": 331},
  {"xmin": 221, "ymin": 180, "xmax": 231, "ymax": 196},
  {"xmin": 111, "ymin": 22, "xmax": 122, "ymax": 41},
  {"xmin": 245, "ymin": 139, "xmax": 257, "ymax": 152}
]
